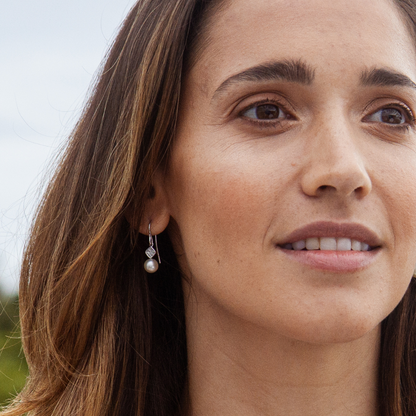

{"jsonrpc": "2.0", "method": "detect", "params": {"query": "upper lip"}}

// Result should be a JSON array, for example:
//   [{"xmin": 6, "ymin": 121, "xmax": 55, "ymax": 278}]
[{"xmin": 276, "ymin": 221, "xmax": 383, "ymax": 248}]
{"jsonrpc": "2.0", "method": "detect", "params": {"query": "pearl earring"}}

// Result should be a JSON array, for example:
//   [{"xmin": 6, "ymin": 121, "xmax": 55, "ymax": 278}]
[{"xmin": 144, "ymin": 223, "xmax": 161, "ymax": 273}]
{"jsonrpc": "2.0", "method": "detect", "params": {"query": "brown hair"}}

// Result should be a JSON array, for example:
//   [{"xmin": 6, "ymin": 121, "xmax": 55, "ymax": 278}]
[{"xmin": 2, "ymin": 0, "xmax": 416, "ymax": 415}]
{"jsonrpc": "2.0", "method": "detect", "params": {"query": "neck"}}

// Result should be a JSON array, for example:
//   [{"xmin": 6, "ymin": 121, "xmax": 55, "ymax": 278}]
[{"xmin": 184, "ymin": 295, "xmax": 380, "ymax": 416}]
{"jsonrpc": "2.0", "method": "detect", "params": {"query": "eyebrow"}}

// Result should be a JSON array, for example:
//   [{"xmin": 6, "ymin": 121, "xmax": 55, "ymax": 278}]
[
  {"xmin": 212, "ymin": 59, "xmax": 315, "ymax": 98},
  {"xmin": 360, "ymin": 68, "xmax": 416, "ymax": 90}
]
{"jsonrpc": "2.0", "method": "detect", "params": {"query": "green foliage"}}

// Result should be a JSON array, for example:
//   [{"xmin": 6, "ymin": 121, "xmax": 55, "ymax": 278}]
[{"xmin": 0, "ymin": 294, "xmax": 28, "ymax": 407}]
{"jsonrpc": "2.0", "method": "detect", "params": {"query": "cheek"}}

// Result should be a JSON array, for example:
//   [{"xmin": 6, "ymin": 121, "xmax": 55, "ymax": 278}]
[
  {"xmin": 376, "ymin": 152, "xmax": 416, "ymax": 263},
  {"xmin": 173, "ymin": 166, "xmax": 270, "ymax": 251},
  {"xmin": 393, "ymin": 188, "xmax": 416, "ymax": 244},
  {"xmin": 166, "ymin": 143, "xmax": 284, "ymax": 277},
  {"xmin": 365, "ymin": 148, "xmax": 416, "ymax": 315},
  {"xmin": 388, "ymin": 187, "xmax": 416, "ymax": 273}
]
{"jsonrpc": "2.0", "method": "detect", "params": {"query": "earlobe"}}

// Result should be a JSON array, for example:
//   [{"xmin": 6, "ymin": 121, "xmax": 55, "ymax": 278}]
[
  {"xmin": 139, "ymin": 204, "xmax": 170, "ymax": 236},
  {"xmin": 125, "ymin": 172, "xmax": 171, "ymax": 236}
]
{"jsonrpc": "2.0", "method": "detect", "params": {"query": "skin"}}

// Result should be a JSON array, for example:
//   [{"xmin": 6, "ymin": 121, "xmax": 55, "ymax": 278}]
[{"xmin": 143, "ymin": 0, "xmax": 416, "ymax": 414}]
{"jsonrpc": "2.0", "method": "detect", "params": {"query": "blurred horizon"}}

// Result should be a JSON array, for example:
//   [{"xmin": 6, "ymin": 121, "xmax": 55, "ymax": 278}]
[{"xmin": 1, "ymin": 0, "xmax": 137, "ymax": 294}]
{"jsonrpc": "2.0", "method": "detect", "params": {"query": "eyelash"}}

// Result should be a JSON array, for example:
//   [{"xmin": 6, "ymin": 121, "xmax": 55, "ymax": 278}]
[
  {"xmin": 363, "ymin": 102, "xmax": 415, "ymax": 131},
  {"xmin": 238, "ymin": 99, "xmax": 295, "ymax": 128},
  {"xmin": 238, "ymin": 99, "xmax": 416, "ymax": 131}
]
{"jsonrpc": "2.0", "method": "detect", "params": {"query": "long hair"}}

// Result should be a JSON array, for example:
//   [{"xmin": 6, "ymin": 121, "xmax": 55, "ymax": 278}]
[{"xmin": 2, "ymin": 0, "xmax": 416, "ymax": 415}]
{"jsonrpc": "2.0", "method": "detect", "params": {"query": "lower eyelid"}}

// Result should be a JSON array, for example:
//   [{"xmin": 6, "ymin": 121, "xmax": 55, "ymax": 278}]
[
  {"xmin": 363, "ymin": 102, "xmax": 415, "ymax": 123},
  {"xmin": 364, "ymin": 111, "xmax": 413, "ymax": 128},
  {"xmin": 241, "ymin": 102, "xmax": 416, "ymax": 129}
]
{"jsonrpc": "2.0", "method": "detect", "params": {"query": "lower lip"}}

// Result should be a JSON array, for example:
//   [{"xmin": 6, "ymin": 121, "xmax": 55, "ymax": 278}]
[{"xmin": 280, "ymin": 249, "xmax": 380, "ymax": 272}]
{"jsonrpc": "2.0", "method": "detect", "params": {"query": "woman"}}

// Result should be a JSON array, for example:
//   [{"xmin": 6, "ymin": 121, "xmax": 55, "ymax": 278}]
[{"xmin": 3, "ymin": 0, "xmax": 416, "ymax": 414}]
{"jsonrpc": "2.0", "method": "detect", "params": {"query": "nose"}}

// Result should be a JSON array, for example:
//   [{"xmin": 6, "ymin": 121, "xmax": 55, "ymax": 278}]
[{"xmin": 300, "ymin": 119, "xmax": 372, "ymax": 199}]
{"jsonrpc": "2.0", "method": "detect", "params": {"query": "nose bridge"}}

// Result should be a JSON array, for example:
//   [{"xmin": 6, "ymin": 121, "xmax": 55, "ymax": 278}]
[{"xmin": 301, "ymin": 110, "xmax": 372, "ymax": 198}]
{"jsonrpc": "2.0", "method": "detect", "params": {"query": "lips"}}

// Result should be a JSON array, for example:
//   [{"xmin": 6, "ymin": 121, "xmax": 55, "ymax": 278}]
[
  {"xmin": 275, "ymin": 222, "xmax": 382, "ymax": 272},
  {"xmin": 283, "ymin": 237, "xmax": 371, "ymax": 252},
  {"xmin": 276, "ymin": 221, "xmax": 382, "ymax": 250}
]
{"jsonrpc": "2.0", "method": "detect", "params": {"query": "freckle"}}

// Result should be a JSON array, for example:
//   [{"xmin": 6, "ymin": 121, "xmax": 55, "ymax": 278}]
[{"xmin": 217, "ymin": 259, "xmax": 220, "ymax": 264}]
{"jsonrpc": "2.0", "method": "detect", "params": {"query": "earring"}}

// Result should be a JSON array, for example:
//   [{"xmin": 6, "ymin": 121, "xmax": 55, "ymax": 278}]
[{"xmin": 144, "ymin": 223, "xmax": 161, "ymax": 273}]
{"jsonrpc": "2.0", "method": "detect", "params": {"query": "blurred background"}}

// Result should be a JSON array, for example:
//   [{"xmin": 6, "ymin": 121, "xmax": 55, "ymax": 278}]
[{"xmin": 0, "ymin": 0, "xmax": 137, "ymax": 406}]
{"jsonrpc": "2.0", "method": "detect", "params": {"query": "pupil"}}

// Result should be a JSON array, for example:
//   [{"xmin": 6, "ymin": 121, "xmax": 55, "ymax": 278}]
[
  {"xmin": 256, "ymin": 104, "xmax": 280, "ymax": 119},
  {"xmin": 381, "ymin": 108, "xmax": 403, "ymax": 124}
]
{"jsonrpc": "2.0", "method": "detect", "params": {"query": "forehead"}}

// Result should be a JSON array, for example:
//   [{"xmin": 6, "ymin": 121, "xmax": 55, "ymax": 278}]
[{"xmin": 187, "ymin": 0, "xmax": 416, "ymax": 96}]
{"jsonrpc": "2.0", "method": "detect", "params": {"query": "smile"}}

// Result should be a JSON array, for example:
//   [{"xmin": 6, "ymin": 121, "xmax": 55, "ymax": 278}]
[
  {"xmin": 276, "ymin": 222, "xmax": 382, "ymax": 271},
  {"xmin": 281, "ymin": 237, "xmax": 372, "ymax": 252}
]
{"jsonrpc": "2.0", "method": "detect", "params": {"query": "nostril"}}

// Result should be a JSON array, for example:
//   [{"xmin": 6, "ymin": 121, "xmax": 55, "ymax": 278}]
[
  {"xmin": 301, "ymin": 163, "xmax": 372, "ymax": 198},
  {"xmin": 314, "ymin": 184, "xmax": 340, "ymax": 196},
  {"xmin": 354, "ymin": 185, "xmax": 368, "ymax": 197}
]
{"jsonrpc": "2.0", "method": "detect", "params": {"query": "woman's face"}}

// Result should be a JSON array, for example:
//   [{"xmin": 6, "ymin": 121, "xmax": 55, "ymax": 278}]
[{"xmin": 164, "ymin": 0, "xmax": 416, "ymax": 343}]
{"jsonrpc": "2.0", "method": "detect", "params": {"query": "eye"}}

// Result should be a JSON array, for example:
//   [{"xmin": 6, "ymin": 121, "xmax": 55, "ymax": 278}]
[
  {"xmin": 365, "ymin": 105, "xmax": 413, "ymax": 126},
  {"xmin": 242, "ymin": 103, "xmax": 292, "ymax": 121}
]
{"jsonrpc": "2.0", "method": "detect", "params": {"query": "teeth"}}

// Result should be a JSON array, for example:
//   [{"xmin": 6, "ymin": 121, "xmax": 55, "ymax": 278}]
[
  {"xmin": 293, "ymin": 240, "xmax": 306, "ymax": 250},
  {"xmin": 361, "ymin": 243, "xmax": 370, "ymax": 251},
  {"xmin": 337, "ymin": 238, "xmax": 351, "ymax": 251},
  {"xmin": 305, "ymin": 237, "xmax": 319, "ymax": 250},
  {"xmin": 320, "ymin": 237, "xmax": 336, "ymax": 251},
  {"xmin": 287, "ymin": 237, "xmax": 372, "ymax": 252}
]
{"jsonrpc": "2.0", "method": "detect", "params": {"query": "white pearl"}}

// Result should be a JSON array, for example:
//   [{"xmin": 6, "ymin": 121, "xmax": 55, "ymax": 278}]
[{"xmin": 144, "ymin": 258, "xmax": 159, "ymax": 273}]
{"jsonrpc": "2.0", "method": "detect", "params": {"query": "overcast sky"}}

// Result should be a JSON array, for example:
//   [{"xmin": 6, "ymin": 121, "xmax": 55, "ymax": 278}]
[{"xmin": 1, "ymin": 0, "xmax": 137, "ymax": 293}]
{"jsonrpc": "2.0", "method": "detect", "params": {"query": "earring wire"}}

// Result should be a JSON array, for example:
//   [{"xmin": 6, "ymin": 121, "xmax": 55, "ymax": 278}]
[{"xmin": 149, "ymin": 223, "xmax": 161, "ymax": 264}]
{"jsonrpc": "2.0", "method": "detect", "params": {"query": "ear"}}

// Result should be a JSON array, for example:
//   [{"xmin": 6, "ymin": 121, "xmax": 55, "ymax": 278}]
[{"xmin": 126, "ymin": 171, "xmax": 171, "ymax": 236}]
